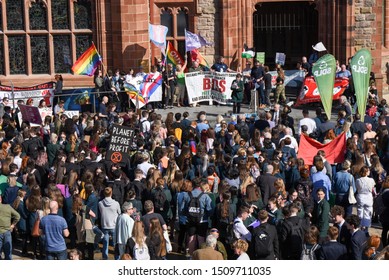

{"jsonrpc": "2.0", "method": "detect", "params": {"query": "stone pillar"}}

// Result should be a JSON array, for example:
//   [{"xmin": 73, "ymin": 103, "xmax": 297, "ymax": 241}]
[{"xmin": 109, "ymin": 0, "xmax": 150, "ymax": 71}]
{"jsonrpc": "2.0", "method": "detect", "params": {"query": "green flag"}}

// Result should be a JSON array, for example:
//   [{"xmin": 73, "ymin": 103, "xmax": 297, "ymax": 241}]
[
  {"xmin": 312, "ymin": 54, "xmax": 336, "ymax": 120},
  {"xmin": 351, "ymin": 49, "xmax": 372, "ymax": 122}
]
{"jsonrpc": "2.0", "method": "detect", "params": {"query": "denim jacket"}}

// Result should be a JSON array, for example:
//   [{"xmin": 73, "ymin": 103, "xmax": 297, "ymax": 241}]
[{"xmin": 332, "ymin": 170, "xmax": 356, "ymax": 195}]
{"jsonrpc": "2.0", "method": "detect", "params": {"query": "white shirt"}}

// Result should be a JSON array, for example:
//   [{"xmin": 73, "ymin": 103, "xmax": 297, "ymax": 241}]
[
  {"xmin": 140, "ymin": 118, "xmax": 150, "ymax": 133},
  {"xmin": 279, "ymin": 135, "xmax": 299, "ymax": 153},
  {"xmin": 125, "ymin": 74, "xmax": 134, "ymax": 84},
  {"xmin": 298, "ymin": 117, "xmax": 317, "ymax": 135},
  {"xmin": 233, "ymin": 217, "xmax": 252, "ymax": 242}
]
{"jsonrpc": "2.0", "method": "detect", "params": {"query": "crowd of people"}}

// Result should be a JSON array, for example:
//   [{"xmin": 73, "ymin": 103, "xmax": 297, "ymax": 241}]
[{"xmin": 1, "ymin": 54, "xmax": 389, "ymax": 261}]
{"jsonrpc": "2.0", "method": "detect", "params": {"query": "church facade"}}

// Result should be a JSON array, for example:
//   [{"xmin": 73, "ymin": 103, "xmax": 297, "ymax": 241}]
[{"xmin": 1, "ymin": 0, "xmax": 388, "ymax": 96}]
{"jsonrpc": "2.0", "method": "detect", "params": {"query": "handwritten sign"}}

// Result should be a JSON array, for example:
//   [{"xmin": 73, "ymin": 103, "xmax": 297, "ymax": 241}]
[{"xmin": 106, "ymin": 124, "xmax": 134, "ymax": 163}]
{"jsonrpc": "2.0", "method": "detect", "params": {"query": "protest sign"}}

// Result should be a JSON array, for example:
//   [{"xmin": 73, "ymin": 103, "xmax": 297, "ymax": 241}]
[
  {"xmin": 256, "ymin": 52, "xmax": 265, "ymax": 64},
  {"xmin": 275, "ymin": 53, "xmax": 286, "ymax": 65},
  {"xmin": 185, "ymin": 71, "xmax": 236, "ymax": 104},
  {"xmin": 106, "ymin": 124, "xmax": 134, "ymax": 164},
  {"xmin": 19, "ymin": 104, "xmax": 42, "ymax": 125}
]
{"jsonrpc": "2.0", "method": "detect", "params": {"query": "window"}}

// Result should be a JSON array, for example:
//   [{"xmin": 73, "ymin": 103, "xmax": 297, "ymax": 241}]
[
  {"xmin": 0, "ymin": 0, "xmax": 93, "ymax": 76},
  {"xmin": 160, "ymin": 7, "xmax": 189, "ymax": 58}
]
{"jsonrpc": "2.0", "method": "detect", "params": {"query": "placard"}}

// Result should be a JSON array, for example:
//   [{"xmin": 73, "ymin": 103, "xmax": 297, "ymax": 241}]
[
  {"xmin": 106, "ymin": 124, "xmax": 134, "ymax": 164},
  {"xmin": 18, "ymin": 104, "xmax": 42, "ymax": 125}
]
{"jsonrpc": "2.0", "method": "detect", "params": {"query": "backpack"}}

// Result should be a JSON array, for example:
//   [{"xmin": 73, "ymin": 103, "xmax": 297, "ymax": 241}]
[
  {"xmin": 132, "ymin": 238, "xmax": 150, "ymax": 260},
  {"xmin": 253, "ymin": 224, "xmax": 272, "ymax": 258},
  {"xmin": 187, "ymin": 192, "xmax": 204, "ymax": 224},
  {"xmin": 140, "ymin": 120, "xmax": 151, "ymax": 142},
  {"xmin": 281, "ymin": 147, "xmax": 292, "ymax": 165},
  {"xmin": 152, "ymin": 188, "xmax": 167, "ymax": 213},
  {"xmin": 225, "ymin": 220, "xmax": 240, "ymax": 245},
  {"xmin": 286, "ymin": 218, "xmax": 304, "ymax": 245},
  {"xmin": 27, "ymin": 137, "xmax": 40, "ymax": 159},
  {"xmin": 296, "ymin": 181, "xmax": 311, "ymax": 202},
  {"xmin": 300, "ymin": 243, "xmax": 319, "ymax": 260}
]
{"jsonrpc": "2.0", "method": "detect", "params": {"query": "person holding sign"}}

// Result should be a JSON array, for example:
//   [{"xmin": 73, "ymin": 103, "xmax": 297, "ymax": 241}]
[{"xmin": 231, "ymin": 73, "xmax": 244, "ymax": 114}]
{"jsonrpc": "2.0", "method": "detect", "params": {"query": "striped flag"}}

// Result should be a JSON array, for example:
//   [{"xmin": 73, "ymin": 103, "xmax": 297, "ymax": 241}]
[
  {"xmin": 190, "ymin": 49, "xmax": 209, "ymax": 67},
  {"xmin": 149, "ymin": 24, "xmax": 168, "ymax": 54},
  {"xmin": 242, "ymin": 44, "xmax": 255, "ymax": 59},
  {"xmin": 166, "ymin": 42, "xmax": 185, "ymax": 67},
  {"xmin": 71, "ymin": 43, "xmax": 102, "ymax": 76}
]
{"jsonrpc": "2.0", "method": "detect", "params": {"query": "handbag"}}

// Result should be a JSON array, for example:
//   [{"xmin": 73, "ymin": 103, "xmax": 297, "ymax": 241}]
[
  {"xmin": 163, "ymin": 230, "xmax": 172, "ymax": 253},
  {"xmin": 31, "ymin": 215, "xmax": 41, "ymax": 237},
  {"xmin": 348, "ymin": 176, "xmax": 357, "ymax": 204}
]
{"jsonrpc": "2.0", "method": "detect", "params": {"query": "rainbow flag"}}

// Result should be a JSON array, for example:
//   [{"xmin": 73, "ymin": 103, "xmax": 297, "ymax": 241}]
[
  {"xmin": 71, "ymin": 43, "xmax": 102, "ymax": 76},
  {"xmin": 124, "ymin": 83, "xmax": 146, "ymax": 108},
  {"xmin": 166, "ymin": 42, "xmax": 185, "ymax": 67}
]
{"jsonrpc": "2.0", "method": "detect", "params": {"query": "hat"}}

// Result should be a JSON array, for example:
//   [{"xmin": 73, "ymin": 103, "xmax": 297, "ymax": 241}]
[
  {"xmin": 122, "ymin": 202, "xmax": 133, "ymax": 213},
  {"xmin": 210, "ymin": 228, "xmax": 219, "ymax": 233}
]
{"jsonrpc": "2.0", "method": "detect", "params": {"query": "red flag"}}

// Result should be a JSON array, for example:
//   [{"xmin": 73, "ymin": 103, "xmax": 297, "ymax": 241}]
[
  {"xmin": 298, "ymin": 132, "xmax": 346, "ymax": 165},
  {"xmin": 190, "ymin": 49, "xmax": 209, "ymax": 67}
]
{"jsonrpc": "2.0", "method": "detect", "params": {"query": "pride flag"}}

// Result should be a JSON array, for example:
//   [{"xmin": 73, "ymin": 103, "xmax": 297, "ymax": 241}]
[
  {"xmin": 71, "ymin": 43, "xmax": 102, "ymax": 76},
  {"xmin": 166, "ymin": 42, "xmax": 185, "ymax": 67},
  {"xmin": 124, "ymin": 83, "xmax": 146, "ymax": 109},
  {"xmin": 149, "ymin": 24, "xmax": 168, "ymax": 55},
  {"xmin": 190, "ymin": 49, "xmax": 209, "ymax": 67}
]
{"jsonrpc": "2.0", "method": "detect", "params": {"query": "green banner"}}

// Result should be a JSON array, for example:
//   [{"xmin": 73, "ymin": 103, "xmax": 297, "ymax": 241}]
[
  {"xmin": 312, "ymin": 54, "xmax": 336, "ymax": 120},
  {"xmin": 351, "ymin": 49, "xmax": 372, "ymax": 122}
]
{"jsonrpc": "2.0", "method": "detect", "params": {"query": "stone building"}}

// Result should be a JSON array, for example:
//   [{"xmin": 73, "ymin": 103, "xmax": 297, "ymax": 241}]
[{"xmin": 0, "ymin": 0, "xmax": 388, "ymax": 96}]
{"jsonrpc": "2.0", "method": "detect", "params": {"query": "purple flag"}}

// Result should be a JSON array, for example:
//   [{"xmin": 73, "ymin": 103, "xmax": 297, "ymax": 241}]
[{"xmin": 185, "ymin": 30, "xmax": 212, "ymax": 52}]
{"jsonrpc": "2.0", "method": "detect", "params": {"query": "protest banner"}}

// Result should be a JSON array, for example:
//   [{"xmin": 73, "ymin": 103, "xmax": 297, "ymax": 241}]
[
  {"xmin": 106, "ymin": 124, "xmax": 134, "ymax": 164},
  {"xmin": 185, "ymin": 71, "xmax": 236, "ymax": 104},
  {"xmin": 312, "ymin": 54, "xmax": 336, "ymax": 120},
  {"xmin": 0, "ymin": 82, "xmax": 54, "ymax": 107},
  {"xmin": 298, "ymin": 132, "xmax": 346, "ymax": 165},
  {"xmin": 18, "ymin": 104, "xmax": 42, "ymax": 125},
  {"xmin": 351, "ymin": 49, "xmax": 372, "ymax": 122}
]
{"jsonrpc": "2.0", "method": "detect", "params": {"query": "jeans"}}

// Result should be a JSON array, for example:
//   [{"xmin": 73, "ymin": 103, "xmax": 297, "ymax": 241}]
[
  {"xmin": 46, "ymin": 250, "xmax": 68, "ymax": 260},
  {"xmin": 257, "ymin": 84, "xmax": 265, "ymax": 105},
  {"xmin": 102, "ymin": 228, "xmax": 115, "ymax": 260},
  {"xmin": 0, "ymin": 230, "xmax": 12, "ymax": 260},
  {"xmin": 264, "ymin": 89, "xmax": 271, "ymax": 106},
  {"xmin": 115, "ymin": 244, "xmax": 126, "ymax": 260}
]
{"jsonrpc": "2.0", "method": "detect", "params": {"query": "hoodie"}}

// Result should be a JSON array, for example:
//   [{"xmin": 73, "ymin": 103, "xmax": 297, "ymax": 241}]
[{"xmin": 98, "ymin": 197, "xmax": 121, "ymax": 229}]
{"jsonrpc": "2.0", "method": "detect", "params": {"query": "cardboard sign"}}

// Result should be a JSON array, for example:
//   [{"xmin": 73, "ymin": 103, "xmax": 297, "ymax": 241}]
[
  {"xmin": 18, "ymin": 104, "xmax": 42, "ymax": 125},
  {"xmin": 106, "ymin": 124, "xmax": 134, "ymax": 163}
]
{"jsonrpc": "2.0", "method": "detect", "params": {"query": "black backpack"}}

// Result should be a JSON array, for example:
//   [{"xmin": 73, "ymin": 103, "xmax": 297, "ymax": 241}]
[
  {"xmin": 187, "ymin": 192, "xmax": 204, "ymax": 224},
  {"xmin": 253, "ymin": 224, "xmax": 272, "ymax": 258},
  {"xmin": 27, "ymin": 137, "xmax": 40, "ymax": 160},
  {"xmin": 286, "ymin": 218, "xmax": 304, "ymax": 245},
  {"xmin": 152, "ymin": 188, "xmax": 167, "ymax": 213},
  {"xmin": 225, "ymin": 220, "xmax": 240, "ymax": 245},
  {"xmin": 140, "ymin": 120, "xmax": 151, "ymax": 142}
]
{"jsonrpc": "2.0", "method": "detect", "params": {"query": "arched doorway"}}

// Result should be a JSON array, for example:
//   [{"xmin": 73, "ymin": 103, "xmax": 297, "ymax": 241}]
[{"xmin": 253, "ymin": 1, "xmax": 318, "ymax": 69}]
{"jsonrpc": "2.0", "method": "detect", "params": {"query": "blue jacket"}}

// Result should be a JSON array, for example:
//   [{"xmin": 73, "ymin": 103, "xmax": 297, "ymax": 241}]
[
  {"xmin": 311, "ymin": 172, "xmax": 331, "ymax": 201},
  {"xmin": 180, "ymin": 188, "xmax": 213, "ymax": 223},
  {"xmin": 332, "ymin": 170, "xmax": 356, "ymax": 195}
]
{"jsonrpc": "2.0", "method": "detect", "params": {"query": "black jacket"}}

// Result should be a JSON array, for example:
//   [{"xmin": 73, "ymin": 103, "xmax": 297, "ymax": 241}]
[
  {"xmin": 318, "ymin": 241, "xmax": 347, "ymax": 260},
  {"xmin": 256, "ymin": 173, "xmax": 277, "ymax": 205}
]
